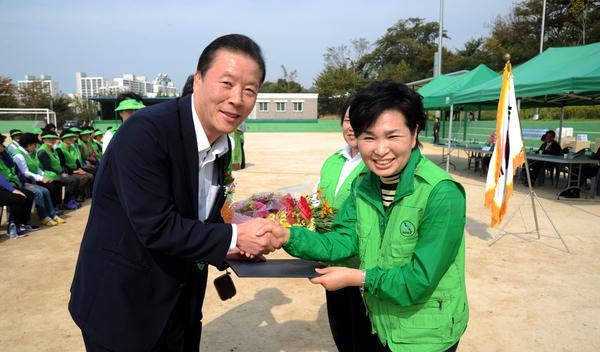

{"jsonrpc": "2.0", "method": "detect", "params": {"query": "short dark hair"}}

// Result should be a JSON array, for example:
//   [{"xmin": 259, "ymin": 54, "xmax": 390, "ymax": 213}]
[
  {"xmin": 181, "ymin": 74, "xmax": 194, "ymax": 97},
  {"xmin": 116, "ymin": 92, "xmax": 145, "ymax": 107},
  {"xmin": 196, "ymin": 34, "xmax": 266, "ymax": 85},
  {"xmin": 0, "ymin": 134, "xmax": 6, "ymax": 145},
  {"xmin": 339, "ymin": 95, "xmax": 354, "ymax": 126},
  {"xmin": 46, "ymin": 123, "xmax": 56, "ymax": 130},
  {"xmin": 18, "ymin": 133, "xmax": 40, "ymax": 148},
  {"xmin": 349, "ymin": 80, "xmax": 426, "ymax": 147}
]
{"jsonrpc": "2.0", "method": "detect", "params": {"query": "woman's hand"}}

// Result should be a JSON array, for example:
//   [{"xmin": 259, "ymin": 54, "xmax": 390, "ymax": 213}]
[{"xmin": 309, "ymin": 267, "xmax": 363, "ymax": 291}]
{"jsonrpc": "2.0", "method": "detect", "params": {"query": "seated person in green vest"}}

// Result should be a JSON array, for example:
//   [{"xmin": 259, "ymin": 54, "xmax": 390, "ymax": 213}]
[
  {"xmin": 12, "ymin": 133, "xmax": 65, "ymax": 227},
  {"xmin": 7, "ymin": 129, "xmax": 24, "ymax": 155},
  {"xmin": 0, "ymin": 134, "xmax": 36, "ymax": 236},
  {"xmin": 103, "ymin": 92, "xmax": 145, "ymax": 153},
  {"xmin": 37, "ymin": 130, "xmax": 81, "ymax": 210},
  {"xmin": 56, "ymin": 129, "xmax": 94, "ymax": 203},
  {"xmin": 92, "ymin": 129, "xmax": 104, "ymax": 163},
  {"xmin": 77, "ymin": 127, "xmax": 97, "ymax": 174},
  {"xmin": 311, "ymin": 95, "xmax": 376, "ymax": 352},
  {"xmin": 259, "ymin": 81, "xmax": 468, "ymax": 352}
]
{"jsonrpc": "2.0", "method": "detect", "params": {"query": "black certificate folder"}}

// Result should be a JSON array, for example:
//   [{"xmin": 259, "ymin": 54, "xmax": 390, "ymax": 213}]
[{"xmin": 227, "ymin": 259, "xmax": 325, "ymax": 278}]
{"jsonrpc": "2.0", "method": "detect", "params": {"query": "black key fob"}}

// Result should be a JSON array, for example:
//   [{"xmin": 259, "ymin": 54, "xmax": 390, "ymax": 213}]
[{"xmin": 213, "ymin": 271, "xmax": 236, "ymax": 301}]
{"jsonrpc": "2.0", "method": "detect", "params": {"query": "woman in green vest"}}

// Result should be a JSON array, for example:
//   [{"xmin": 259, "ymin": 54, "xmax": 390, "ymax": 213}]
[
  {"xmin": 312, "ymin": 96, "xmax": 376, "ymax": 352},
  {"xmin": 261, "ymin": 81, "xmax": 468, "ymax": 352},
  {"xmin": 92, "ymin": 129, "xmax": 104, "ymax": 163},
  {"xmin": 37, "ymin": 130, "xmax": 81, "ymax": 210},
  {"xmin": 56, "ymin": 129, "xmax": 94, "ymax": 203}
]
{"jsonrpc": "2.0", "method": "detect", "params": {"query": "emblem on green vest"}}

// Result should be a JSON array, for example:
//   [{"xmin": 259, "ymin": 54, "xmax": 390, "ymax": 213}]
[{"xmin": 400, "ymin": 220, "xmax": 416, "ymax": 237}]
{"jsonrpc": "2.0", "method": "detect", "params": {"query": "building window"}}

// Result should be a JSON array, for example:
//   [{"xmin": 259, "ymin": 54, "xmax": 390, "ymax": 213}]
[
  {"xmin": 258, "ymin": 102, "xmax": 268, "ymax": 112},
  {"xmin": 276, "ymin": 102, "xmax": 286, "ymax": 112},
  {"xmin": 293, "ymin": 102, "xmax": 303, "ymax": 112}
]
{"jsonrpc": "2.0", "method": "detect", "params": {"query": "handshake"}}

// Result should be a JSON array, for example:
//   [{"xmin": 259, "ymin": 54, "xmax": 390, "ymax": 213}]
[{"xmin": 233, "ymin": 218, "xmax": 291, "ymax": 258}]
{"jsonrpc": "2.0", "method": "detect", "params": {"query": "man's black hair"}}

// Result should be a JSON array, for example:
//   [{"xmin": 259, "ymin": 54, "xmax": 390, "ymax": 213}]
[
  {"xmin": 196, "ymin": 34, "xmax": 266, "ymax": 85},
  {"xmin": 18, "ymin": 133, "xmax": 40, "ymax": 148},
  {"xmin": 116, "ymin": 92, "xmax": 145, "ymax": 107},
  {"xmin": 181, "ymin": 74, "xmax": 194, "ymax": 97},
  {"xmin": 339, "ymin": 95, "xmax": 354, "ymax": 126},
  {"xmin": 349, "ymin": 80, "xmax": 427, "ymax": 147}
]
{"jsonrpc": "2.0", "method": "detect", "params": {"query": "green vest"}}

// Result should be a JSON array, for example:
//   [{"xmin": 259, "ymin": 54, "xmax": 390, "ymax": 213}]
[
  {"xmin": 0, "ymin": 159, "xmax": 22, "ymax": 187},
  {"xmin": 78, "ymin": 139, "xmax": 93, "ymax": 160},
  {"xmin": 318, "ymin": 149, "xmax": 366, "ymax": 268},
  {"xmin": 355, "ymin": 157, "xmax": 468, "ymax": 352},
  {"xmin": 13, "ymin": 148, "xmax": 40, "ymax": 174},
  {"xmin": 92, "ymin": 140, "xmax": 103, "ymax": 160},
  {"xmin": 38, "ymin": 144, "xmax": 63, "ymax": 175},
  {"xmin": 318, "ymin": 149, "xmax": 366, "ymax": 209},
  {"xmin": 56, "ymin": 142, "xmax": 79, "ymax": 170}
]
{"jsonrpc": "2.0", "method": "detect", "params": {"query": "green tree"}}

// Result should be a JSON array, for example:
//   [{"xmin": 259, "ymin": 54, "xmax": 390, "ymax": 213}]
[
  {"xmin": 358, "ymin": 18, "xmax": 446, "ymax": 81},
  {"xmin": 0, "ymin": 77, "xmax": 19, "ymax": 108},
  {"xmin": 259, "ymin": 65, "xmax": 304, "ymax": 93},
  {"xmin": 18, "ymin": 81, "xmax": 51, "ymax": 108},
  {"xmin": 313, "ymin": 66, "xmax": 370, "ymax": 115}
]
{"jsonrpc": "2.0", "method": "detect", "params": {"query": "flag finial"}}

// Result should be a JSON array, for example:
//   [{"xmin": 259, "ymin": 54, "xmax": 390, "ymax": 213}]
[{"xmin": 503, "ymin": 53, "xmax": 511, "ymax": 62}]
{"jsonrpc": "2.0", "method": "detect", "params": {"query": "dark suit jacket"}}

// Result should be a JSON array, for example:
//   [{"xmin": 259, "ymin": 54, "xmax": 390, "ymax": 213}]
[{"xmin": 69, "ymin": 95, "xmax": 232, "ymax": 351}]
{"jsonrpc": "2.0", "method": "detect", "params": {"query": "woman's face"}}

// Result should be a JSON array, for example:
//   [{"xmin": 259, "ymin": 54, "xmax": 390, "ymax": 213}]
[
  {"xmin": 357, "ymin": 109, "xmax": 417, "ymax": 177},
  {"xmin": 341, "ymin": 108, "xmax": 357, "ymax": 150},
  {"xmin": 63, "ymin": 137, "xmax": 75, "ymax": 145}
]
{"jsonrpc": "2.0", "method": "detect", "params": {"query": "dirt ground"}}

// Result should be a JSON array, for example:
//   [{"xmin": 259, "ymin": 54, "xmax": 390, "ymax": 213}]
[{"xmin": 1, "ymin": 132, "xmax": 599, "ymax": 352}]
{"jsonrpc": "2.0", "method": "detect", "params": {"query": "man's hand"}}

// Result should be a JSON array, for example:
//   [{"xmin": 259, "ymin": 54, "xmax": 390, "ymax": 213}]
[
  {"xmin": 256, "ymin": 220, "xmax": 290, "ymax": 246},
  {"xmin": 309, "ymin": 267, "xmax": 363, "ymax": 291},
  {"xmin": 11, "ymin": 189, "xmax": 26, "ymax": 198},
  {"xmin": 226, "ymin": 248, "xmax": 266, "ymax": 262},
  {"xmin": 236, "ymin": 218, "xmax": 283, "ymax": 257}
]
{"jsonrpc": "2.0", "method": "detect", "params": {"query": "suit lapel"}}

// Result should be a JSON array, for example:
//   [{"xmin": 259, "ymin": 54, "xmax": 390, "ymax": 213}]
[{"xmin": 178, "ymin": 95, "xmax": 199, "ymax": 218}]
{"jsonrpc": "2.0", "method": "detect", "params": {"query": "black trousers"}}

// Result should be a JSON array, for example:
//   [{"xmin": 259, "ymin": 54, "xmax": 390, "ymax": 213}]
[
  {"xmin": 83, "ymin": 267, "xmax": 207, "ymax": 352},
  {"xmin": 56, "ymin": 174, "xmax": 79, "ymax": 203},
  {"xmin": 0, "ymin": 188, "xmax": 34, "ymax": 225},
  {"xmin": 375, "ymin": 339, "xmax": 460, "ymax": 352},
  {"xmin": 326, "ymin": 286, "xmax": 379, "ymax": 352}
]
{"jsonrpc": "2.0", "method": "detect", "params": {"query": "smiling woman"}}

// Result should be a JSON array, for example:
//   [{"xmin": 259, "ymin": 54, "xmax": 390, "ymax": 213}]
[{"xmin": 261, "ymin": 80, "xmax": 469, "ymax": 352}]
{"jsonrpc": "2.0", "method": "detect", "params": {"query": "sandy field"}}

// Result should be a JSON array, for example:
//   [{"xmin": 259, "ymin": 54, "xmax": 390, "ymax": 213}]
[{"xmin": 1, "ymin": 132, "xmax": 599, "ymax": 352}]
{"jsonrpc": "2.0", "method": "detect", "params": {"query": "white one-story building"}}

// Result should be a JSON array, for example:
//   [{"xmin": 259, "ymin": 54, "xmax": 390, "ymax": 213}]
[{"xmin": 248, "ymin": 93, "xmax": 319, "ymax": 119}]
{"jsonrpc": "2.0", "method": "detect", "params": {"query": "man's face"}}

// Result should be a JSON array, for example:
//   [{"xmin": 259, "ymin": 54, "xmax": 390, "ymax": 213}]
[
  {"xmin": 545, "ymin": 133, "xmax": 555, "ymax": 143},
  {"xmin": 193, "ymin": 49, "xmax": 261, "ymax": 143},
  {"xmin": 358, "ymin": 110, "xmax": 417, "ymax": 177}
]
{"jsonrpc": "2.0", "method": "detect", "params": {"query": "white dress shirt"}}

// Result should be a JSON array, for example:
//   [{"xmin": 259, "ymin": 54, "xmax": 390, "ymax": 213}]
[
  {"xmin": 12, "ymin": 146, "xmax": 45, "ymax": 182},
  {"xmin": 334, "ymin": 145, "xmax": 362, "ymax": 196},
  {"xmin": 191, "ymin": 95, "xmax": 237, "ymax": 251}
]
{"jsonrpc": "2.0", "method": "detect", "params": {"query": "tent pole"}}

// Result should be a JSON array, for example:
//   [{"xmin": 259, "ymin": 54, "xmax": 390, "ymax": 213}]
[
  {"xmin": 446, "ymin": 104, "xmax": 454, "ymax": 172},
  {"xmin": 558, "ymin": 106, "xmax": 565, "ymax": 146}
]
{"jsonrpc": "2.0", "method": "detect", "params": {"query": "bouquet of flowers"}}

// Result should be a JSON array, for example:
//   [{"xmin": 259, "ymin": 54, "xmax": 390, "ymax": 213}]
[
  {"xmin": 228, "ymin": 188, "xmax": 338, "ymax": 233},
  {"xmin": 220, "ymin": 171, "xmax": 237, "ymax": 224},
  {"xmin": 231, "ymin": 192, "xmax": 315, "ymax": 231}
]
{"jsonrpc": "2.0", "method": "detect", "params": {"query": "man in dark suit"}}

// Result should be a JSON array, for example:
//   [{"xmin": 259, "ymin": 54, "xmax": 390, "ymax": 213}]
[{"xmin": 69, "ymin": 34, "xmax": 281, "ymax": 352}]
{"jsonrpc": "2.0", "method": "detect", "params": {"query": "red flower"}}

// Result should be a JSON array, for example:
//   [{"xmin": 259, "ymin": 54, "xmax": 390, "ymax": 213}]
[{"xmin": 297, "ymin": 196, "xmax": 312, "ymax": 223}]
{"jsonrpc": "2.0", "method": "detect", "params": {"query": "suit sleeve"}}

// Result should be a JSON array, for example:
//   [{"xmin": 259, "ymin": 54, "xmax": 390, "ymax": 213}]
[{"xmin": 110, "ymin": 117, "xmax": 232, "ymax": 265}]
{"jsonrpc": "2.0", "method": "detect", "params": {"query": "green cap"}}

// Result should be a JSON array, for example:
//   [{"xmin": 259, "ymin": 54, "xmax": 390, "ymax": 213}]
[
  {"xmin": 61, "ymin": 133, "xmax": 78, "ymax": 140},
  {"xmin": 115, "ymin": 99, "xmax": 145, "ymax": 111},
  {"xmin": 70, "ymin": 127, "xmax": 82, "ymax": 133},
  {"xmin": 32, "ymin": 128, "xmax": 43, "ymax": 134},
  {"xmin": 95, "ymin": 131, "xmax": 105, "ymax": 137},
  {"xmin": 10, "ymin": 129, "xmax": 23, "ymax": 137},
  {"xmin": 80, "ymin": 129, "xmax": 93, "ymax": 136},
  {"xmin": 41, "ymin": 132, "xmax": 59, "ymax": 140}
]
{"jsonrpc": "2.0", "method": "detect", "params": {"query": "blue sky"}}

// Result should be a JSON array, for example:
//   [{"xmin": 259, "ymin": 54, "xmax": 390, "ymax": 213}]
[{"xmin": 1, "ymin": 0, "xmax": 514, "ymax": 94}]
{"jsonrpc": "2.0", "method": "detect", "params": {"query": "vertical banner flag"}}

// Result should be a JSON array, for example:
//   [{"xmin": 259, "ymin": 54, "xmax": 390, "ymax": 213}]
[{"xmin": 485, "ymin": 62, "xmax": 525, "ymax": 227}]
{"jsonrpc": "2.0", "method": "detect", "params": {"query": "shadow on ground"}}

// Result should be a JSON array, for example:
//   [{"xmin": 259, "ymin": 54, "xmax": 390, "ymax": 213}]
[{"xmin": 201, "ymin": 288, "xmax": 334, "ymax": 352}]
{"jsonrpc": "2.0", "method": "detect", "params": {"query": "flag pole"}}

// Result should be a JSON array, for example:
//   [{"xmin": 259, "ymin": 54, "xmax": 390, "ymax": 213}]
[{"xmin": 516, "ymin": 98, "xmax": 541, "ymax": 239}]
